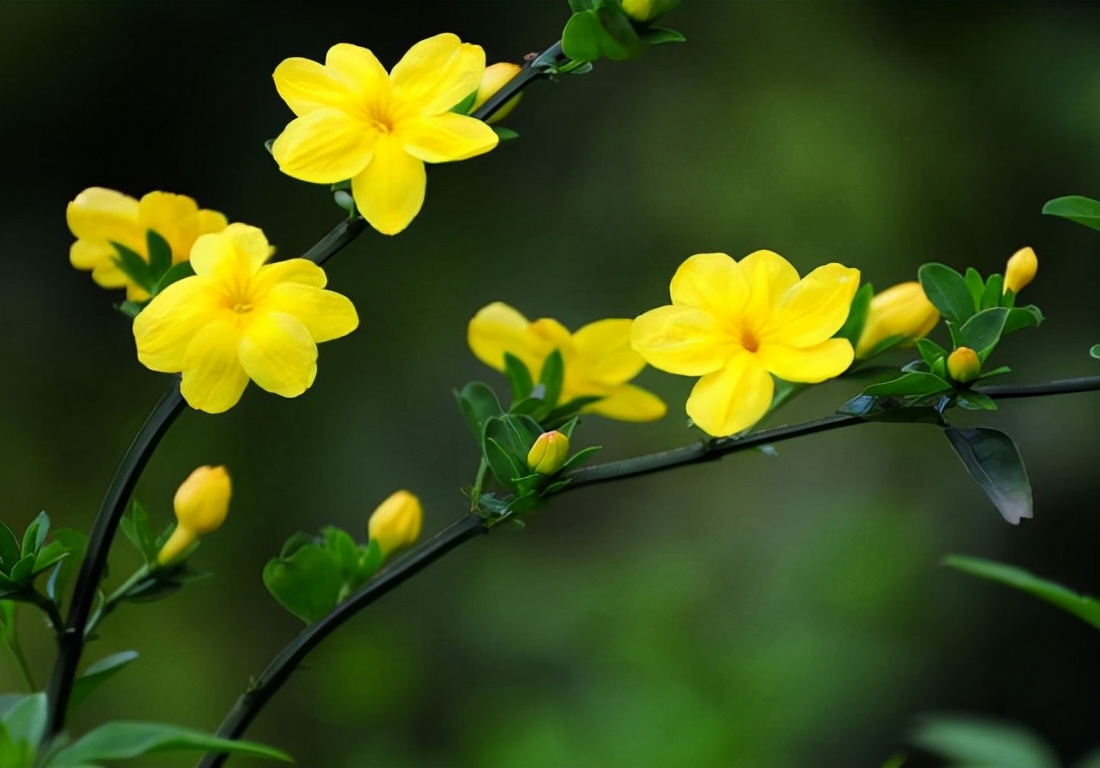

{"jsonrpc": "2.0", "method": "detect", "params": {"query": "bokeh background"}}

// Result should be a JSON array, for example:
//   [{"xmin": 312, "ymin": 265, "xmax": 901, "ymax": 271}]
[{"xmin": 2, "ymin": 2, "xmax": 1098, "ymax": 767}]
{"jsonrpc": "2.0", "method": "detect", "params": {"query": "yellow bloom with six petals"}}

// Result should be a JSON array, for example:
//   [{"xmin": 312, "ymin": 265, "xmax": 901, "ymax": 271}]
[
  {"xmin": 271, "ymin": 34, "xmax": 499, "ymax": 236},
  {"xmin": 67, "ymin": 187, "xmax": 227, "ymax": 301},
  {"xmin": 133, "ymin": 224, "xmax": 359, "ymax": 414},
  {"xmin": 631, "ymin": 251, "xmax": 860, "ymax": 437},
  {"xmin": 468, "ymin": 302, "xmax": 666, "ymax": 422}
]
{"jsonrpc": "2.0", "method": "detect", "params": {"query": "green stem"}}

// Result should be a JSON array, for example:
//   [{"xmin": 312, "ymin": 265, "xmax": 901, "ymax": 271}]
[{"xmin": 84, "ymin": 565, "xmax": 151, "ymax": 637}]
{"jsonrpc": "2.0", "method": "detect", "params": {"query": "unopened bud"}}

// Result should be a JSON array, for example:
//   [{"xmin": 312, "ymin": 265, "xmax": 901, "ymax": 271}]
[
  {"xmin": 855, "ymin": 281, "xmax": 940, "ymax": 359},
  {"xmin": 157, "ymin": 466, "xmax": 231, "ymax": 565},
  {"xmin": 368, "ymin": 490, "xmax": 422, "ymax": 557},
  {"xmin": 620, "ymin": 0, "xmax": 682, "ymax": 22},
  {"xmin": 527, "ymin": 431, "xmax": 570, "ymax": 475},
  {"xmin": 471, "ymin": 62, "xmax": 523, "ymax": 124},
  {"xmin": 1003, "ymin": 247, "xmax": 1038, "ymax": 294},
  {"xmin": 947, "ymin": 346, "xmax": 981, "ymax": 384}
]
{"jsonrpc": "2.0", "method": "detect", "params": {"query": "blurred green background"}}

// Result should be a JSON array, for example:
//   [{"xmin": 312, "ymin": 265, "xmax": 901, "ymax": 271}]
[{"xmin": 2, "ymin": 2, "xmax": 1098, "ymax": 766}]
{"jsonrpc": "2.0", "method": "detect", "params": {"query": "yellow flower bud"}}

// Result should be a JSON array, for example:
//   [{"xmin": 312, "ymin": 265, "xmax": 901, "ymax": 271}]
[
  {"xmin": 471, "ymin": 62, "xmax": 523, "ymax": 124},
  {"xmin": 157, "ymin": 466, "xmax": 231, "ymax": 565},
  {"xmin": 621, "ymin": 0, "xmax": 682, "ymax": 22},
  {"xmin": 1003, "ymin": 246, "xmax": 1038, "ymax": 294},
  {"xmin": 947, "ymin": 346, "xmax": 981, "ymax": 384},
  {"xmin": 855, "ymin": 281, "xmax": 940, "ymax": 359},
  {"xmin": 368, "ymin": 490, "xmax": 423, "ymax": 557},
  {"xmin": 527, "ymin": 431, "xmax": 570, "ymax": 475}
]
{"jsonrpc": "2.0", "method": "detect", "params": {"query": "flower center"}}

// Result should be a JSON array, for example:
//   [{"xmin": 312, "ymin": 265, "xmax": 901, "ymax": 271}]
[
  {"xmin": 740, "ymin": 328, "xmax": 760, "ymax": 353},
  {"xmin": 370, "ymin": 118, "xmax": 392, "ymax": 135},
  {"xmin": 232, "ymin": 302, "xmax": 253, "ymax": 314}
]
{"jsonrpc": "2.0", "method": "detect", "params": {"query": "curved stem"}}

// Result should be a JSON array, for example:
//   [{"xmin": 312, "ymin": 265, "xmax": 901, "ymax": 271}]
[
  {"xmin": 199, "ymin": 513, "xmax": 487, "ymax": 768},
  {"xmin": 303, "ymin": 216, "xmax": 369, "ymax": 267},
  {"xmin": 45, "ymin": 379, "xmax": 186, "ymax": 736}
]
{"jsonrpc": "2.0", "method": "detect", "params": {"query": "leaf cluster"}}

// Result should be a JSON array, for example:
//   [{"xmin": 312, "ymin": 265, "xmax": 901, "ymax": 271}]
[
  {"xmin": 562, "ymin": 0, "xmax": 684, "ymax": 63},
  {"xmin": 111, "ymin": 231, "xmax": 194, "ymax": 318}
]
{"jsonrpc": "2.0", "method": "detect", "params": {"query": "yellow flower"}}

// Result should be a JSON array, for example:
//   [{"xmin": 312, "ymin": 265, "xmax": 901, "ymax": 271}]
[
  {"xmin": 368, "ymin": 490, "xmax": 423, "ymax": 557},
  {"xmin": 67, "ymin": 187, "xmax": 228, "ymax": 301},
  {"xmin": 157, "ymin": 466, "xmax": 231, "ymax": 565},
  {"xmin": 855, "ymin": 281, "xmax": 940, "ymax": 359},
  {"xmin": 468, "ymin": 302, "xmax": 666, "ymax": 422},
  {"xmin": 1004, "ymin": 246, "xmax": 1038, "ymax": 294},
  {"xmin": 471, "ymin": 62, "xmax": 523, "ymax": 124},
  {"xmin": 132, "ymin": 224, "xmax": 358, "ymax": 414},
  {"xmin": 947, "ymin": 346, "xmax": 981, "ymax": 384},
  {"xmin": 271, "ymin": 34, "xmax": 499, "ymax": 236},
  {"xmin": 631, "ymin": 251, "xmax": 860, "ymax": 437},
  {"xmin": 527, "ymin": 431, "xmax": 570, "ymax": 475}
]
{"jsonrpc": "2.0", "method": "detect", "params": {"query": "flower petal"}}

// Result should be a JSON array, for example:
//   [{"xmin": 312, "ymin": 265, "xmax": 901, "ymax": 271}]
[
  {"xmin": 631, "ymin": 305, "xmax": 734, "ymax": 376},
  {"xmin": 325, "ymin": 43, "xmax": 390, "ymax": 102},
  {"xmin": 349, "ymin": 135, "xmax": 426, "ymax": 235},
  {"xmin": 70, "ymin": 239, "xmax": 115, "ymax": 271},
  {"xmin": 272, "ymin": 108, "xmax": 376, "ymax": 184},
  {"xmin": 686, "ymin": 353, "xmax": 774, "ymax": 437},
  {"xmin": 764, "ymin": 264, "xmax": 861, "ymax": 347},
  {"xmin": 468, "ymin": 302, "xmax": 547, "ymax": 374},
  {"xmin": 737, "ymin": 250, "xmax": 801, "ymax": 319},
  {"xmin": 263, "ymin": 283, "xmax": 359, "ymax": 342},
  {"xmin": 252, "ymin": 258, "xmax": 328, "ymax": 293},
  {"xmin": 238, "ymin": 312, "xmax": 318, "ymax": 398},
  {"xmin": 190, "ymin": 224, "xmax": 272, "ymax": 277},
  {"xmin": 400, "ymin": 113, "xmax": 498, "ymax": 163},
  {"xmin": 669, "ymin": 252, "xmax": 748, "ymax": 317},
  {"xmin": 179, "ymin": 318, "xmax": 250, "ymax": 414},
  {"xmin": 138, "ymin": 192, "xmax": 200, "ymax": 260},
  {"xmin": 197, "ymin": 209, "xmax": 229, "ymax": 236},
  {"xmin": 274, "ymin": 57, "xmax": 355, "ymax": 117},
  {"xmin": 390, "ymin": 34, "xmax": 485, "ymax": 114},
  {"xmin": 587, "ymin": 384, "xmax": 666, "ymax": 422},
  {"xmin": 133, "ymin": 276, "xmax": 224, "ymax": 372},
  {"xmin": 756, "ymin": 338, "xmax": 854, "ymax": 383},
  {"xmin": 573, "ymin": 318, "xmax": 646, "ymax": 384},
  {"xmin": 66, "ymin": 187, "xmax": 143, "ymax": 252}
]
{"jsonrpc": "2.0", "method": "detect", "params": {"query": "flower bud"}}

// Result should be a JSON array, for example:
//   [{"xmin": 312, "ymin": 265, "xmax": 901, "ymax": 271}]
[
  {"xmin": 527, "ymin": 431, "xmax": 570, "ymax": 475},
  {"xmin": 1003, "ymin": 246, "xmax": 1037, "ymax": 294},
  {"xmin": 157, "ymin": 466, "xmax": 231, "ymax": 565},
  {"xmin": 368, "ymin": 490, "xmax": 422, "ymax": 557},
  {"xmin": 947, "ymin": 346, "xmax": 981, "ymax": 384},
  {"xmin": 471, "ymin": 62, "xmax": 523, "ymax": 124},
  {"xmin": 855, "ymin": 281, "xmax": 940, "ymax": 359},
  {"xmin": 620, "ymin": 0, "xmax": 682, "ymax": 22}
]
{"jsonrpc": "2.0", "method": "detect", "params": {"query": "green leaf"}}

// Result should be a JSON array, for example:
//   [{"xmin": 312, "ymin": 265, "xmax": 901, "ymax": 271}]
[
  {"xmin": 69, "ymin": 650, "xmax": 140, "ymax": 712},
  {"xmin": 910, "ymin": 714, "xmax": 1060, "ymax": 768},
  {"xmin": 322, "ymin": 527, "xmax": 360, "ymax": 582},
  {"xmin": 562, "ymin": 5, "xmax": 646, "ymax": 62},
  {"xmin": 32, "ymin": 540, "xmax": 69, "ymax": 577},
  {"xmin": 562, "ymin": 9, "xmax": 609, "ymax": 61},
  {"xmin": 334, "ymin": 189, "xmax": 356, "ymax": 216},
  {"xmin": 1042, "ymin": 194, "xmax": 1100, "ymax": 231},
  {"xmin": 1002, "ymin": 304, "xmax": 1043, "ymax": 336},
  {"xmin": 836, "ymin": 394, "xmax": 947, "ymax": 425},
  {"xmin": 110, "ymin": 241, "xmax": 156, "ymax": 293},
  {"xmin": 8, "ymin": 555, "xmax": 34, "ymax": 587},
  {"xmin": 454, "ymin": 382, "xmax": 504, "ymax": 442},
  {"xmin": 964, "ymin": 267, "xmax": 984, "ymax": 311},
  {"xmin": 150, "ymin": 261, "xmax": 195, "ymax": 297},
  {"xmin": 492, "ymin": 126, "xmax": 519, "ymax": 141},
  {"xmin": 953, "ymin": 392, "xmax": 997, "ymax": 411},
  {"xmin": 919, "ymin": 263, "xmax": 975, "ymax": 324},
  {"xmin": 955, "ymin": 307, "xmax": 1009, "ymax": 360},
  {"xmin": 862, "ymin": 372, "xmax": 952, "ymax": 397},
  {"xmin": 503, "ymin": 353, "xmax": 534, "ymax": 401},
  {"xmin": 835, "ymin": 283, "xmax": 873, "ymax": 345},
  {"xmin": 263, "ymin": 543, "xmax": 342, "ymax": 624},
  {"xmin": 980, "ymin": 273, "xmax": 1004, "ymax": 311},
  {"xmin": 0, "ymin": 525, "xmax": 19, "ymax": 571},
  {"xmin": 48, "ymin": 722, "xmax": 291, "ymax": 767},
  {"xmin": 638, "ymin": 26, "xmax": 686, "ymax": 45},
  {"xmin": 484, "ymin": 437, "xmax": 523, "ymax": 488},
  {"xmin": 915, "ymin": 338, "xmax": 947, "ymax": 369},
  {"xmin": 21, "ymin": 511, "xmax": 48, "ymax": 558},
  {"xmin": 352, "ymin": 539, "xmax": 384, "ymax": 588},
  {"xmin": 119, "ymin": 500, "xmax": 159, "ymax": 563},
  {"xmin": 145, "ymin": 229, "xmax": 173, "ymax": 281},
  {"xmin": 944, "ymin": 555, "xmax": 1100, "ymax": 630},
  {"xmin": 558, "ymin": 445, "xmax": 602, "ymax": 474},
  {"xmin": 537, "ymin": 350, "xmax": 565, "ymax": 410},
  {"xmin": 47, "ymin": 528, "xmax": 88, "ymax": 601},
  {"xmin": 1091, "ymin": 344, "xmax": 1100, "ymax": 360},
  {"xmin": 0, "ymin": 692, "xmax": 46, "ymax": 762},
  {"xmin": 944, "ymin": 426, "xmax": 1032, "ymax": 524},
  {"xmin": 544, "ymin": 395, "xmax": 603, "ymax": 425},
  {"xmin": 449, "ymin": 88, "xmax": 478, "ymax": 115},
  {"xmin": 116, "ymin": 299, "xmax": 145, "ymax": 319},
  {"xmin": 594, "ymin": 2, "xmax": 647, "ymax": 60}
]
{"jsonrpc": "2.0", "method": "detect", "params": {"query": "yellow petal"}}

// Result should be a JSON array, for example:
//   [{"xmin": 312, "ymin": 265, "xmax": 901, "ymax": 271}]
[
  {"xmin": 70, "ymin": 239, "xmax": 115, "ymax": 271},
  {"xmin": 587, "ymin": 384, "xmax": 666, "ymax": 422},
  {"xmin": 468, "ymin": 302, "xmax": 547, "ymax": 373},
  {"xmin": 197, "ymin": 209, "xmax": 228, "ymax": 236},
  {"xmin": 756, "ymin": 338, "xmax": 854, "ymax": 383},
  {"xmin": 190, "ymin": 224, "xmax": 271, "ymax": 277},
  {"xmin": 272, "ymin": 108, "xmax": 376, "ymax": 185},
  {"xmin": 631, "ymin": 305, "xmax": 733, "ymax": 376},
  {"xmin": 66, "ymin": 187, "xmax": 143, "ymax": 252},
  {"xmin": 669, "ymin": 252, "xmax": 748, "ymax": 316},
  {"xmin": 573, "ymin": 318, "xmax": 646, "ymax": 384},
  {"xmin": 274, "ymin": 52, "xmax": 366, "ymax": 118},
  {"xmin": 252, "ymin": 258, "xmax": 328, "ymax": 295},
  {"xmin": 325, "ymin": 43, "xmax": 390, "ymax": 103},
  {"xmin": 90, "ymin": 260, "xmax": 131, "ymax": 290},
  {"xmin": 138, "ymin": 192, "xmax": 200, "ymax": 260},
  {"xmin": 529, "ymin": 318, "xmax": 574, "ymax": 354},
  {"xmin": 263, "ymin": 283, "xmax": 359, "ymax": 342},
  {"xmin": 686, "ymin": 353, "xmax": 774, "ymax": 437},
  {"xmin": 764, "ymin": 264, "xmax": 861, "ymax": 348},
  {"xmin": 238, "ymin": 312, "xmax": 318, "ymax": 398},
  {"xmin": 179, "ymin": 318, "xmax": 250, "ymax": 414},
  {"xmin": 349, "ymin": 135, "xmax": 426, "ymax": 235},
  {"xmin": 737, "ymin": 249, "xmax": 801, "ymax": 319},
  {"xmin": 133, "ymin": 275, "xmax": 224, "ymax": 372},
  {"xmin": 399, "ymin": 113, "xmax": 498, "ymax": 163},
  {"xmin": 390, "ymin": 34, "xmax": 485, "ymax": 114}
]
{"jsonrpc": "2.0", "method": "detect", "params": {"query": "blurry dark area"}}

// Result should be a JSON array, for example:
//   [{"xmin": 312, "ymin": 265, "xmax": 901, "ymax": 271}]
[{"xmin": 1, "ymin": 2, "xmax": 1098, "ymax": 766}]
